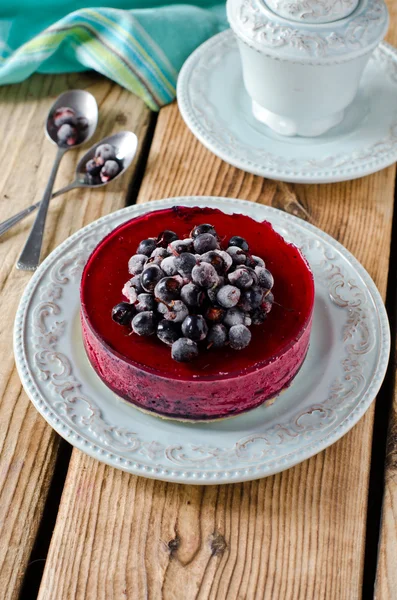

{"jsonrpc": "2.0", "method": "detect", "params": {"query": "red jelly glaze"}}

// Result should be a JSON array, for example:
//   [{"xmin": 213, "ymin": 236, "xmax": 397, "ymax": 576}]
[{"xmin": 81, "ymin": 206, "xmax": 315, "ymax": 421}]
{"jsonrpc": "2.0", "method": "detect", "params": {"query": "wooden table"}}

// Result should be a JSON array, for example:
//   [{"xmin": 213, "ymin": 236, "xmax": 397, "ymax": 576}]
[{"xmin": 1, "ymin": 4, "xmax": 397, "ymax": 598}]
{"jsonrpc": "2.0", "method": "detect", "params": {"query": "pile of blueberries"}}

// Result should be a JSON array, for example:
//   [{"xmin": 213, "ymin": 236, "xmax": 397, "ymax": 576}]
[
  {"xmin": 112, "ymin": 224, "xmax": 274, "ymax": 363},
  {"xmin": 52, "ymin": 106, "xmax": 88, "ymax": 147},
  {"xmin": 85, "ymin": 143, "xmax": 121, "ymax": 185}
]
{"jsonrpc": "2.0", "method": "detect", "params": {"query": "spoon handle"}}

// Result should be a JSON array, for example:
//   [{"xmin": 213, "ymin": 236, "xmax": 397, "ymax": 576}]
[
  {"xmin": 0, "ymin": 203, "xmax": 40, "ymax": 237},
  {"xmin": 17, "ymin": 147, "xmax": 66, "ymax": 270},
  {"xmin": 0, "ymin": 182, "xmax": 80, "ymax": 240}
]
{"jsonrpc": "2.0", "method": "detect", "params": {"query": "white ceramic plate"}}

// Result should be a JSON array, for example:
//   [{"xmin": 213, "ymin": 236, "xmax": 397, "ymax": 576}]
[
  {"xmin": 14, "ymin": 197, "xmax": 390, "ymax": 484},
  {"xmin": 177, "ymin": 31, "xmax": 397, "ymax": 184}
]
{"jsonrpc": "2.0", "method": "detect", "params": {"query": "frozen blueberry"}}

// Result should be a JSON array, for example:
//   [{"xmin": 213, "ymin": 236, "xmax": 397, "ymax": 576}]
[
  {"xmin": 215, "ymin": 250, "xmax": 233, "ymax": 272},
  {"xmin": 137, "ymin": 238, "xmax": 157, "ymax": 256},
  {"xmin": 100, "ymin": 160, "xmax": 120, "ymax": 183},
  {"xmin": 226, "ymin": 246, "xmax": 247, "ymax": 265},
  {"xmin": 57, "ymin": 123, "xmax": 78, "ymax": 146},
  {"xmin": 229, "ymin": 324, "xmax": 251, "ymax": 350},
  {"xmin": 154, "ymin": 276, "xmax": 182, "ymax": 303},
  {"xmin": 239, "ymin": 286, "xmax": 264, "ymax": 311},
  {"xmin": 151, "ymin": 247, "xmax": 169, "ymax": 259},
  {"xmin": 191, "ymin": 263, "xmax": 219, "ymax": 288},
  {"xmin": 144, "ymin": 255, "xmax": 163, "ymax": 268},
  {"xmin": 111, "ymin": 302, "xmax": 135, "ymax": 326},
  {"xmin": 77, "ymin": 116, "xmax": 88, "ymax": 130},
  {"xmin": 86, "ymin": 158, "xmax": 101, "ymax": 176},
  {"xmin": 193, "ymin": 233, "xmax": 218, "ymax": 254},
  {"xmin": 255, "ymin": 267, "xmax": 274, "ymax": 290},
  {"xmin": 164, "ymin": 300, "xmax": 189, "ymax": 323},
  {"xmin": 122, "ymin": 276, "xmax": 143, "ymax": 303},
  {"xmin": 191, "ymin": 223, "xmax": 217, "ymax": 239},
  {"xmin": 174, "ymin": 252, "xmax": 197, "ymax": 277},
  {"xmin": 157, "ymin": 302, "xmax": 168, "ymax": 315},
  {"xmin": 181, "ymin": 282, "xmax": 204, "ymax": 307},
  {"xmin": 168, "ymin": 238, "xmax": 194, "ymax": 254},
  {"xmin": 207, "ymin": 324, "xmax": 228, "ymax": 348},
  {"xmin": 157, "ymin": 320, "xmax": 181, "ymax": 346},
  {"xmin": 216, "ymin": 285, "xmax": 241, "ymax": 308},
  {"xmin": 135, "ymin": 293, "xmax": 156, "ymax": 312},
  {"xmin": 53, "ymin": 106, "xmax": 76, "ymax": 128},
  {"xmin": 246, "ymin": 255, "xmax": 265, "ymax": 268},
  {"xmin": 205, "ymin": 306, "xmax": 225, "ymax": 324},
  {"xmin": 223, "ymin": 308, "xmax": 246, "ymax": 327},
  {"xmin": 171, "ymin": 338, "xmax": 199, "ymax": 362},
  {"xmin": 251, "ymin": 308, "xmax": 267, "ymax": 325},
  {"xmin": 95, "ymin": 143, "xmax": 116, "ymax": 165},
  {"xmin": 161, "ymin": 256, "xmax": 178, "ymax": 276},
  {"xmin": 263, "ymin": 291, "xmax": 274, "ymax": 314},
  {"xmin": 207, "ymin": 278, "xmax": 225, "ymax": 304},
  {"xmin": 128, "ymin": 254, "xmax": 147, "ymax": 275},
  {"xmin": 228, "ymin": 267, "xmax": 254, "ymax": 289},
  {"xmin": 141, "ymin": 265, "xmax": 164, "ymax": 293},
  {"xmin": 228, "ymin": 235, "xmax": 249, "ymax": 252},
  {"xmin": 156, "ymin": 230, "xmax": 178, "ymax": 248},
  {"xmin": 200, "ymin": 251, "xmax": 226, "ymax": 274},
  {"xmin": 132, "ymin": 311, "xmax": 156, "ymax": 336},
  {"xmin": 181, "ymin": 314, "xmax": 208, "ymax": 341}
]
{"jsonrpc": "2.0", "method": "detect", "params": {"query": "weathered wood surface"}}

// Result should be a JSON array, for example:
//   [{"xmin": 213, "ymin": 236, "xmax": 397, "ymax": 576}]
[
  {"xmin": 0, "ymin": 72, "xmax": 152, "ymax": 600},
  {"xmin": 38, "ymin": 81, "xmax": 396, "ymax": 600}
]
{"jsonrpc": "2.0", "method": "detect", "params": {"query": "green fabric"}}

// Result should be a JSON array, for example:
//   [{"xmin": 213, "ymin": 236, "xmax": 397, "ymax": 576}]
[{"xmin": 0, "ymin": 2, "xmax": 227, "ymax": 109}]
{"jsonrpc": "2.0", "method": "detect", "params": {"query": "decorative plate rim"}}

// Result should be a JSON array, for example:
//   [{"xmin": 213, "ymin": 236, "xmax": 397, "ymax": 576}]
[
  {"xmin": 14, "ymin": 197, "xmax": 390, "ymax": 483},
  {"xmin": 177, "ymin": 30, "xmax": 397, "ymax": 184}
]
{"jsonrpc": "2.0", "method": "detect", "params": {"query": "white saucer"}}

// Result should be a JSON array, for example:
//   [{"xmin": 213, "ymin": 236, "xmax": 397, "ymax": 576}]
[
  {"xmin": 14, "ymin": 197, "xmax": 390, "ymax": 484},
  {"xmin": 177, "ymin": 31, "xmax": 397, "ymax": 184}
]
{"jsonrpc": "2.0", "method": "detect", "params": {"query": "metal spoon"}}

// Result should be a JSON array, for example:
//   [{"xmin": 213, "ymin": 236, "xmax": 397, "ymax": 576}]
[
  {"xmin": 0, "ymin": 131, "xmax": 138, "ymax": 240},
  {"xmin": 16, "ymin": 89, "xmax": 98, "ymax": 271}
]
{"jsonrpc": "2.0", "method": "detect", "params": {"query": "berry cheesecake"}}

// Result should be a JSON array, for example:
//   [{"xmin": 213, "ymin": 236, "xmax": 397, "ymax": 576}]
[{"xmin": 80, "ymin": 206, "xmax": 314, "ymax": 421}]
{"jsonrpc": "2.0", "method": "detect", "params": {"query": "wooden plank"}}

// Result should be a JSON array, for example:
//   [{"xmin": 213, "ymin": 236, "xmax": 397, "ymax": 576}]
[
  {"xmin": 38, "ymin": 12, "xmax": 397, "ymax": 596},
  {"xmin": 0, "ymin": 72, "xmax": 152, "ymax": 600}
]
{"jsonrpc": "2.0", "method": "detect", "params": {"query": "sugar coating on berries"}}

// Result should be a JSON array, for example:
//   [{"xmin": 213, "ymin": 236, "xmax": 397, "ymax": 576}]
[
  {"xmin": 53, "ymin": 106, "xmax": 76, "ymax": 128},
  {"xmin": 154, "ymin": 276, "xmax": 182, "ymax": 303},
  {"xmin": 135, "ymin": 293, "xmax": 156, "ymax": 313},
  {"xmin": 255, "ymin": 267, "xmax": 274, "ymax": 290},
  {"xmin": 132, "ymin": 311, "xmax": 156, "ymax": 336},
  {"xmin": 160, "ymin": 256, "xmax": 178, "ymax": 276},
  {"xmin": 100, "ymin": 160, "xmax": 119, "ymax": 183},
  {"xmin": 114, "ymin": 222, "xmax": 274, "ymax": 361},
  {"xmin": 192, "ymin": 263, "xmax": 219, "ymax": 288},
  {"xmin": 216, "ymin": 285, "xmax": 241, "ymax": 308},
  {"xmin": 193, "ymin": 233, "xmax": 218, "ymax": 254},
  {"xmin": 128, "ymin": 254, "xmax": 147, "ymax": 275},
  {"xmin": 175, "ymin": 253, "xmax": 197, "ymax": 277},
  {"xmin": 229, "ymin": 325, "xmax": 252, "ymax": 350},
  {"xmin": 95, "ymin": 143, "xmax": 116, "ymax": 165},
  {"xmin": 207, "ymin": 324, "xmax": 228, "ymax": 348},
  {"xmin": 227, "ymin": 246, "xmax": 247, "ymax": 265},
  {"xmin": 228, "ymin": 267, "xmax": 254, "ymax": 289},
  {"xmin": 171, "ymin": 338, "xmax": 199, "ymax": 362},
  {"xmin": 57, "ymin": 123, "xmax": 78, "ymax": 146},
  {"xmin": 164, "ymin": 300, "xmax": 189, "ymax": 323}
]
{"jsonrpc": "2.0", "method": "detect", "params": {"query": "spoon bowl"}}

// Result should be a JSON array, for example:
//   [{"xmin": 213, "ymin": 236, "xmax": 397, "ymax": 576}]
[
  {"xmin": 52, "ymin": 131, "xmax": 138, "ymax": 196},
  {"xmin": 46, "ymin": 89, "xmax": 98, "ymax": 148}
]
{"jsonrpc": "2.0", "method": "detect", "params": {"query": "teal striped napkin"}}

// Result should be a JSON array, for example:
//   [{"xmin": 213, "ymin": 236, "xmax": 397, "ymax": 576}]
[{"xmin": 0, "ymin": 3, "xmax": 226, "ymax": 110}]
